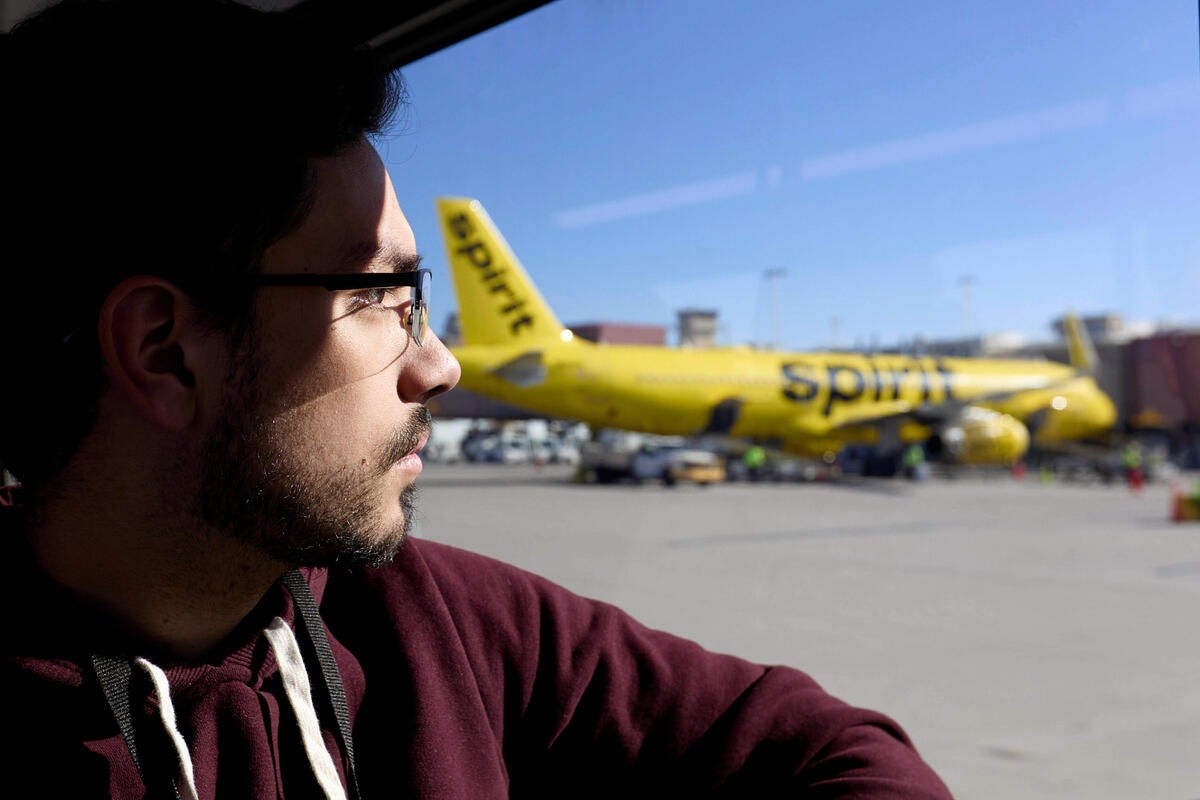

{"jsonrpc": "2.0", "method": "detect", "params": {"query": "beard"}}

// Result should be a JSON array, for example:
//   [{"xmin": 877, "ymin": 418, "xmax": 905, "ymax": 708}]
[{"xmin": 196, "ymin": 332, "xmax": 430, "ymax": 569}]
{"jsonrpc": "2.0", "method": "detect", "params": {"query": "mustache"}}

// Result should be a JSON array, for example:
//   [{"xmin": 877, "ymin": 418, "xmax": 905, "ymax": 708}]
[{"xmin": 376, "ymin": 406, "xmax": 432, "ymax": 471}]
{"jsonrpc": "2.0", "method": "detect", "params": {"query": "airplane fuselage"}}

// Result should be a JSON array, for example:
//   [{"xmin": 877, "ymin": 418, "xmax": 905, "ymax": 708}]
[
  {"xmin": 437, "ymin": 196, "xmax": 1117, "ymax": 465},
  {"xmin": 452, "ymin": 340, "xmax": 1116, "ymax": 455}
]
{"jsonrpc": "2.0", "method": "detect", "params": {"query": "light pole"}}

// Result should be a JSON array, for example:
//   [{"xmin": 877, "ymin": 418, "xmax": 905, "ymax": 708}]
[{"xmin": 763, "ymin": 267, "xmax": 786, "ymax": 350}]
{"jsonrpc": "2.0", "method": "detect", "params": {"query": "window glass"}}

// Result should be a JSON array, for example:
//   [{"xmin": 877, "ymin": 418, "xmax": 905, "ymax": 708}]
[
  {"xmin": 389, "ymin": 0, "xmax": 1200, "ymax": 347},
  {"xmin": 389, "ymin": 3, "xmax": 1200, "ymax": 798}
]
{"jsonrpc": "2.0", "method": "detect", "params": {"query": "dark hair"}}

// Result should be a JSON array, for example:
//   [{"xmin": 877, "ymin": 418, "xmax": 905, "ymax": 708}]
[{"xmin": 0, "ymin": 0, "xmax": 404, "ymax": 489}]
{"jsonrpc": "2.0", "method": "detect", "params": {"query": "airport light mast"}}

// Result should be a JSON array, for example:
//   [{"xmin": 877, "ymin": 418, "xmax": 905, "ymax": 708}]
[{"xmin": 763, "ymin": 266, "xmax": 786, "ymax": 350}]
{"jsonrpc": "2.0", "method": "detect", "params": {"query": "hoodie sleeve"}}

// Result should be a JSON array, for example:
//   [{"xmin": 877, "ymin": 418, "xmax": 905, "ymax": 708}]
[{"xmin": 410, "ymin": 539, "xmax": 952, "ymax": 799}]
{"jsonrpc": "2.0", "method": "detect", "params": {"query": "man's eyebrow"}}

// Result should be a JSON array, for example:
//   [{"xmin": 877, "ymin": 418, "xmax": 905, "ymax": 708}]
[
  {"xmin": 387, "ymin": 250, "xmax": 423, "ymax": 274},
  {"xmin": 339, "ymin": 241, "xmax": 423, "ymax": 274}
]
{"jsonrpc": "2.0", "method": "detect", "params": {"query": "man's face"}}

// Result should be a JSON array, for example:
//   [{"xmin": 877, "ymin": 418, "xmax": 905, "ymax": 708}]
[{"xmin": 198, "ymin": 141, "xmax": 460, "ymax": 567}]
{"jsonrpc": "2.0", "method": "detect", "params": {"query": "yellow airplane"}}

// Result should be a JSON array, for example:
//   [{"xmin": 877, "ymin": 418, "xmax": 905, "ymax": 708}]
[{"xmin": 436, "ymin": 197, "xmax": 1116, "ymax": 465}]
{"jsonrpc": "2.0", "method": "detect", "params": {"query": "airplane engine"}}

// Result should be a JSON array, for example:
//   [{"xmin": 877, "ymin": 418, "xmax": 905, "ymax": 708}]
[{"xmin": 933, "ymin": 407, "xmax": 1030, "ymax": 465}]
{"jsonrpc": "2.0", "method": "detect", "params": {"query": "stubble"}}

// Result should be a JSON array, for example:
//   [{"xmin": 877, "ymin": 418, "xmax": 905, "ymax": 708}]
[{"xmin": 196, "ymin": 330, "xmax": 429, "ymax": 568}]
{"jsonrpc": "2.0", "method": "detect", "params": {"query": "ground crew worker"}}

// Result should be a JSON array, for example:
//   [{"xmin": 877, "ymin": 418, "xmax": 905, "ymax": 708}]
[
  {"xmin": 902, "ymin": 443, "xmax": 927, "ymax": 481},
  {"xmin": 743, "ymin": 444, "xmax": 767, "ymax": 481},
  {"xmin": 1122, "ymin": 440, "xmax": 1145, "ymax": 493}
]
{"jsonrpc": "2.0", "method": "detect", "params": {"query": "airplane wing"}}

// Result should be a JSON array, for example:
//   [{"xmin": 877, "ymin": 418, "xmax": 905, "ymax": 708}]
[
  {"xmin": 823, "ymin": 374, "xmax": 1077, "ymax": 431},
  {"xmin": 824, "ymin": 399, "xmax": 919, "ymax": 430}
]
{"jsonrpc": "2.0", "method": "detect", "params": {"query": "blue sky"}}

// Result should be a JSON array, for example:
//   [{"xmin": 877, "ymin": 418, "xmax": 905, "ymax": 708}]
[{"xmin": 378, "ymin": 0, "xmax": 1200, "ymax": 350}]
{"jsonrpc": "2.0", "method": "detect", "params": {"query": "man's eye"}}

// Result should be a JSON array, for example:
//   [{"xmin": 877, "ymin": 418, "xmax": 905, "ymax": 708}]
[
  {"xmin": 355, "ymin": 287, "xmax": 409, "ymax": 310},
  {"xmin": 356, "ymin": 287, "xmax": 393, "ymax": 307}
]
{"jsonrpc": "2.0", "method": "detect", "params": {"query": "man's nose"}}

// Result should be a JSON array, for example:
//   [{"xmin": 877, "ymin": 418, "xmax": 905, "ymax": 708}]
[{"xmin": 398, "ymin": 331, "xmax": 460, "ymax": 405}]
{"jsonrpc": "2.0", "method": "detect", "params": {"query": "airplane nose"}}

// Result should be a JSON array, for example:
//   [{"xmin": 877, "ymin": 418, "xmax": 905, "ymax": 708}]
[
  {"xmin": 1094, "ymin": 391, "xmax": 1117, "ymax": 430},
  {"xmin": 1068, "ymin": 384, "xmax": 1117, "ymax": 437}
]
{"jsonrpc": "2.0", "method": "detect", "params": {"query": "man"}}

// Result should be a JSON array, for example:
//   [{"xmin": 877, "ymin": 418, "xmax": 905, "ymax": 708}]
[{"xmin": 0, "ymin": 2, "xmax": 952, "ymax": 797}]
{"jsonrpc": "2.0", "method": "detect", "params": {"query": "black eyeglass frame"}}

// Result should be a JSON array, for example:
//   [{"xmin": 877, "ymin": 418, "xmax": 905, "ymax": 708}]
[{"xmin": 247, "ymin": 268, "xmax": 431, "ymax": 346}]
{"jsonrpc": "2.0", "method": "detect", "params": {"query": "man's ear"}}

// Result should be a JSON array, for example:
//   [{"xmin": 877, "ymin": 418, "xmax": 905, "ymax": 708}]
[{"xmin": 97, "ymin": 276, "xmax": 210, "ymax": 431}]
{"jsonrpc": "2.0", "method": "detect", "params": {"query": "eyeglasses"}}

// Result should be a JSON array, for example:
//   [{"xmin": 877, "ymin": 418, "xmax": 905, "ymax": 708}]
[{"xmin": 248, "ymin": 269, "xmax": 431, "ymax": 346}]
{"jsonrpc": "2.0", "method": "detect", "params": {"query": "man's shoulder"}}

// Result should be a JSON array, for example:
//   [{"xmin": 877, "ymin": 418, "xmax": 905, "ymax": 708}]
[
  {"xmin": 322, "ymin": 537, "xmax": 569, "ymax": 645},
  {"xmin": 319, "ymin": 540, "xmax": 952, "ymax": 797},
  {"xmin": 368, "ymin": 536, "xmax": 553, "ymax": 601},
  {"xmin": 397, "ymin": 536, "xmax": 515, "ymax": 574}
]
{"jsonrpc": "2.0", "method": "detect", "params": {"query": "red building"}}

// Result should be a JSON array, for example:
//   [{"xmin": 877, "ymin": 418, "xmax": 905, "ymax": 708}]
[
  {"xmin": 1125, "ymin": 332, "xmax": 1200, "ymax": 429},
  {"xmin": 567, "ymin": 322, "xmax": 666, "ymax": 346}
]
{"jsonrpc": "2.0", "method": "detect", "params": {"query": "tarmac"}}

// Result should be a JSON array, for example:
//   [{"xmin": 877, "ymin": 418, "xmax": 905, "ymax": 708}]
[{"xmin": 412, "ymin": 463, "xmax": 1200, "ymax": 800}]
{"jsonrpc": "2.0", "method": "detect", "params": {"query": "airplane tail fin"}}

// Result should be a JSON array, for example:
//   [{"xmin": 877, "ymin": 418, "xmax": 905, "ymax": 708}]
[
  {"xmin": 1063, "ymin": 311, "xmax": 1098, "ymax": 372},
  {"xmin": 436, "ymin": 197, "xmax": 566, "ymax": 347}
]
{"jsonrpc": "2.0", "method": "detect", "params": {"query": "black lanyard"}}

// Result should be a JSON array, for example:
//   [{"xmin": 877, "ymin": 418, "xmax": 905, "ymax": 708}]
[{"xmin": 90, "ymin": 570, "xmax": 362, "ymax": 800}]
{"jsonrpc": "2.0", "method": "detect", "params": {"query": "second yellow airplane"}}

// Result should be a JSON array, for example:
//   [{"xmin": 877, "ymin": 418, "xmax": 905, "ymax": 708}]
[{"xmin": 437, "ymin": 197, "xmax": 1116, "ymax": 465}]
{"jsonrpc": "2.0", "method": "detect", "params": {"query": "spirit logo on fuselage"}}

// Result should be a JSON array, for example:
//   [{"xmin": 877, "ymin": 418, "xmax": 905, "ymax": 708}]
[
  {"xmin": 782, "ymin": 357, "xmax": 955, "ymax": 417},
  {"xmin": 446, "ymin": 212, "xmax": 535, "ymax": 335}
]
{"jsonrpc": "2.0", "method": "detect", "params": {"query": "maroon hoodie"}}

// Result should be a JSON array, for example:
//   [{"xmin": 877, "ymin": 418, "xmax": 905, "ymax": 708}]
[{"xmin": 0, "ymin": 532, "xmax": 952, "ymax": 798}]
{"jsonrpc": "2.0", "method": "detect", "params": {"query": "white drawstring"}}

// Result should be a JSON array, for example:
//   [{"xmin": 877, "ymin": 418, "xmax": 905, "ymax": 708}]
[
  {"xmin": 134, "ymin": 658, "xmax": 200, "ymax": 800},
  {"xmin": 264, "ymin": 616, "xmax": 348, "ymax": 800},
  {"xmin": 131, "ymin": 621, "xmax": 346, "ymax": 800}
]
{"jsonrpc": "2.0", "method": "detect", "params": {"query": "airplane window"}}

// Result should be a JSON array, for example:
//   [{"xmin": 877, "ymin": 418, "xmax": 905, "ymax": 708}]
[{"xmin": 385, "ymin": 2, "xmax": 1200, "ymax": 798}]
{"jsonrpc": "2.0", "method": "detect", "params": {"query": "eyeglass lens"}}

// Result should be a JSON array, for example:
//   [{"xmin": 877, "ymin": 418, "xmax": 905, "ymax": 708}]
[{"xmin": 409, "ymin": 270, "xmax": 430, "ymax": 345}]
